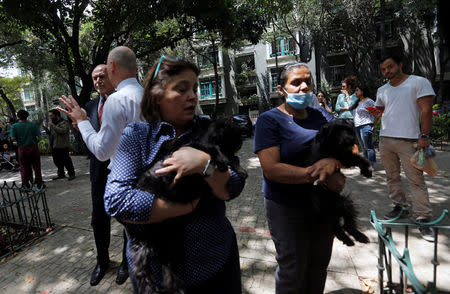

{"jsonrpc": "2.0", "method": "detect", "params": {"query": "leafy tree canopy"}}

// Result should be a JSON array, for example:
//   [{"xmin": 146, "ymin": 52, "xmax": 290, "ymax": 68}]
[
  {"xmin": 1, "ymin": 0, "xmax": 273, "ymax": 107},
  {"xmin": 0, "ymin": 76, "xmax": 28, "ymax": 119}
]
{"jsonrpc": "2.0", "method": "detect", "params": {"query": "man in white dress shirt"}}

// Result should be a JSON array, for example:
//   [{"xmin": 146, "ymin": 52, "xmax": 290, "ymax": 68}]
[{"xmin": 58, "ymin": 46, "xmax": 143, "ymax": 286}]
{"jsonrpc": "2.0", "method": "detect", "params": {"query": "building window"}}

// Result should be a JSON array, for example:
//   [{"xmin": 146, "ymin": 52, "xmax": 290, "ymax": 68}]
[
  {"xmin": 270, "ymin": 37, "xmax": 296, "ymax": 57},
  {"xmin": 200, "ymin": 78, "xmax": 221, "ymax": 99},
  {"xmin": 376, "ymin": 20, "xmax": 395, "ymax": 42},
  {"xmin": 24, "ymin": 90, "xmax": 34, "ymax": 101},
  {"xmin": 327, "ymin": 30, "xmax": 345, "ymax": 54},
  {"xmin": 271, "ymin": 70, "xmax": 278, "ymax": 92},
  {"xmin": 330, "ymin": 65, "xmax": 345, "ymax": 86},
  {"xmin": 270, "ymin": 68, "xmax": 283, "ymax": 92},
  {"xmin": 197, "ymin": 50, "xmax": 219, "ymax": 69}
]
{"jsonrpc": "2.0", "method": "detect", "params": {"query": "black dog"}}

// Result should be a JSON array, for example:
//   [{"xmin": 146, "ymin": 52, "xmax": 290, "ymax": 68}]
[
  {"xmin": 136, "ymin": 117, "xmax": 247, "ymax": 203},
  {"xmin": 304, "ymin": 118, "xmax": 370, "ymax": 246},
  {"xmin": 129, "ymin": 117, "xmax": 247, "ymax": 294}
]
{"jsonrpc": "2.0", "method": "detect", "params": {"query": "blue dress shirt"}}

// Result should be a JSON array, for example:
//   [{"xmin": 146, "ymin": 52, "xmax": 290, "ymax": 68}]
[{"xmin": 104, "ymin": 118, "xmax": 246, "ymax": 286}]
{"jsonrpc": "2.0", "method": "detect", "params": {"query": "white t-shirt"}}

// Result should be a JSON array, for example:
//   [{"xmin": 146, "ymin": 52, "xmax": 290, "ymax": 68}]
[{"xmin": 375, "ymin": 75, "xmax": 435, "ymax": 139}]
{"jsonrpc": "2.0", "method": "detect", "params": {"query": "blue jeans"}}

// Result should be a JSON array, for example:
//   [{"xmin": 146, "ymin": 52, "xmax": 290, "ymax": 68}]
[{"xmin": 355, "ymin": 124, "xmax": 376, "ymax": 164}]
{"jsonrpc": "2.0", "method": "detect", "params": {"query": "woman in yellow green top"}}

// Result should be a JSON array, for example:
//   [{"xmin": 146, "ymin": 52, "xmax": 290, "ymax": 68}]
[{"xmin": 335, "ymin": 75, "xmax": 359, "ymax": 119}]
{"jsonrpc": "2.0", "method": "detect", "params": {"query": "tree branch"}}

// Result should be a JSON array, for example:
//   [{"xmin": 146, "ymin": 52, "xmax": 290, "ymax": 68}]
[{"xmin": 0, "ymin": 40, "xmax": 25, "ymax": 49}]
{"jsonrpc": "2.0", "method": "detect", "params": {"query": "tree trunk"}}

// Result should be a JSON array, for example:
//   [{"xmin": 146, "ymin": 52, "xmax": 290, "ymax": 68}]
[
  {"xmin": 314, "ymin": 41, "xmax": 321, "ymax": 90},
  {"xmin": 0, "ymin": 84, "xmax": 17, "ymax": 121},
  {"xmin": 380, "ymin": 0, "xmax": 386, "ymax": 59},
  {"xmin": 212, "ymin": 39, "xmax": 220, "ymax": 119},
  {"xmin": 78, "ymin": 74, "xmax": 93, "ymax": 108}
]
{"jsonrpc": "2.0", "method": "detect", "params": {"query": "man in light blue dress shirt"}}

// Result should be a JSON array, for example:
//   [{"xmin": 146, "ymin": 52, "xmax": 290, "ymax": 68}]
[{"xmin": 58, "ymin": 46, "xmax": 143, "ymax": 286}]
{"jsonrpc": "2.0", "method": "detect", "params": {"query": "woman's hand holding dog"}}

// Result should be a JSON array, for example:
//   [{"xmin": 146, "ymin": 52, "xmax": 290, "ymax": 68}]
[
  {"xmin": 155, "ymin": 146, "xmax": 231, "ymax": 201},
  {"xmin": 307, "ymin": 158, "xmax": 341, "ymax": 184},
  {"xmin": 155, "ymin": 146, "xmax": 210, "ymax": 183}
]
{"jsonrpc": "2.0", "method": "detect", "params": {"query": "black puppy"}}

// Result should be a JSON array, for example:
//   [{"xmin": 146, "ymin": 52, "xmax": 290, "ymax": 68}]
[
  {"xmin": 304, "ymin": 118, "xmax": 370, "ymax": 246},
  {"xmin": 129, "ymin": 117, "xmax": 247, "ymax": 294},
  {"xmin": 136, "ymin": 117, "xmax": 247, "ymax": 203}
]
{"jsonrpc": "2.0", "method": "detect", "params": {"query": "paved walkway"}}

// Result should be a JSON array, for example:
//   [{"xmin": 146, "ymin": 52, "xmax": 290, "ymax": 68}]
[{"xmin": 0, "ymin": 140, "xmax": 449, "ymax": 294}]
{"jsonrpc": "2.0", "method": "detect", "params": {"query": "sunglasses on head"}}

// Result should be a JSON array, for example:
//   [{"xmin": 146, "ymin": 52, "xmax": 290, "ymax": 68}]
[{"xmin": 152, "ymin": 55, "xmax": 180, "ymax": 82}]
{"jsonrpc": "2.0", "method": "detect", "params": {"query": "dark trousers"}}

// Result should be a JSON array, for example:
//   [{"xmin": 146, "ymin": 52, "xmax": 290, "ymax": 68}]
[
  {"xmin": 91, "ymin": 178, "xmax": 127, "ymax": 266},
  {"xmin": 52, "ymin": 147, "xmax": 75, "ymax": 177},
  {"xmin": 129, "ymin": 233, "xmax": 242, "ymax": 294},
  {"xmin": 18, "ymin": 145, "xmax": 42, "ymax": 187},
  {"xmin": 265, "ymin": 198, "xmax": 334, "ymax": 294}
]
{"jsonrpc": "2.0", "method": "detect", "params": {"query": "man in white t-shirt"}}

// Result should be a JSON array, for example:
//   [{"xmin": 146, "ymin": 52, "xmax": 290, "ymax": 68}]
[{"xmin": 371, "ymin": 55, "xmax": 435, "ymax": 241}]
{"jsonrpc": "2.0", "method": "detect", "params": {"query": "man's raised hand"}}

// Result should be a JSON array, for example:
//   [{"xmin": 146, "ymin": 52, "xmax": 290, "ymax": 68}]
[{"xmin": 57, "ymin": 95, "xmax": 87, "ymax": 124}]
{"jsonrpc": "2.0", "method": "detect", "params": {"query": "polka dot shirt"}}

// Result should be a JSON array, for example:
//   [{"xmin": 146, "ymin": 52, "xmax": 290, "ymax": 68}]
[{"xmin": 104, "ymin": 118, "xmax": 245, "ymax": 286}]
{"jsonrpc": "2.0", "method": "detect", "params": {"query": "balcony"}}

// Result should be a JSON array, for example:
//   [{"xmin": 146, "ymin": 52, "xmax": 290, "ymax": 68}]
[{"xmin": 235, "ymin": 72, "xmax": 257, "ymax": 87}]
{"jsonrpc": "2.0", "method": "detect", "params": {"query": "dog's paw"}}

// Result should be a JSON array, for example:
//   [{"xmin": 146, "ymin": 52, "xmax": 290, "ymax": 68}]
[
  {"xmin": 342, "ymin": 238, "xmax": 355, "ymax": 246},
  {"xmin": 354, "ymin": 232, "xmax": 370, "ymax": 244},
  {"xmin": 360, "ymin": 167, "xmax": 372, "ymax": 178}
]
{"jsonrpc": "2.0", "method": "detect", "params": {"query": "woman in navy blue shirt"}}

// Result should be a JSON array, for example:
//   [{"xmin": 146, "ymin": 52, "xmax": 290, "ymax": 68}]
[
  {"xmin": 104, "ymin": 57, "xmax": 245, "ymax": 293},
  {"xmin": 254, "ymin": 62, "xmax": 345, "ymax": 293}
]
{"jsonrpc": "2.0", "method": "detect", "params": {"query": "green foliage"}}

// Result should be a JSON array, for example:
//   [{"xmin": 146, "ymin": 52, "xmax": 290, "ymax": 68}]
[
  {"xmin": 37, "ymin": 136, "xmax": 51, "ymax": 155},
  {"xmin": 372, "ymin": 117, "xmax": 382, "ymax": 148},
  {"xmin": 240, "ymin": 94, "xmax": 259, "ymax": 105},
  {"xmin": 0, "ymin": 76, "xmax": 27, "ymax": 118},
  {"xmin": 2, "ymin": 0, "xmax": 273, "ymax": 109},
  {"xmin": 430, "ymin": 104, "xmax": 450, "ymax": 143}
]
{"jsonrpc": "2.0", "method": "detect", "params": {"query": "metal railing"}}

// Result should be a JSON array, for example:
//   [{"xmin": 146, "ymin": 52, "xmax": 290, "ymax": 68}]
[
  {"xmin": 370, "ymin": 209, "xmax": 449, "ymax": 293},
  {"xmin": 0, "ymin": 182, "xmax": 54, "ymax": 259}
]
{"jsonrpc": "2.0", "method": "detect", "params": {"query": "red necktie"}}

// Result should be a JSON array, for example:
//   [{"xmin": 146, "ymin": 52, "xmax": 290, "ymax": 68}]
[{"xmin": 98, "ymin": 97, "xmax": 106, "ymax": 125}]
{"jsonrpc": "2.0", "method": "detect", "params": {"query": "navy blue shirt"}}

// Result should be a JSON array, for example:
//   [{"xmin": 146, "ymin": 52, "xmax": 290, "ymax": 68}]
[
  {"xmin": 254, "ymin": 107, "xmax": 335, "ymax": 206},
  {"xmin": 104, "ymin": 118, "xmax": 245, "ymax": 286}
]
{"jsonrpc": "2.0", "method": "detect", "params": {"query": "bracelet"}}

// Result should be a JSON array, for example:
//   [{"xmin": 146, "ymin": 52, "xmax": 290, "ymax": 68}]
[
  {"xmin": 335, "ymin": 160, "xmax": 341, "ymax": 171},
  {"xmin": 190, "ymin": 201, "xmax": 195, "ymax": 213}
]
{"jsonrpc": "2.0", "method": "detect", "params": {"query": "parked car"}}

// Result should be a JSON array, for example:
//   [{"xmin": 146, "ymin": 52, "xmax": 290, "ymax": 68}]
[{"xmin": 232, "ymin": 114, "xmax": 253, "ymax": 138}]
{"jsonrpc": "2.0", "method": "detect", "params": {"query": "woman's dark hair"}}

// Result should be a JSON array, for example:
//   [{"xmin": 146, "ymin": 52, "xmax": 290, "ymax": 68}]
[
  {"xmin": 17, "ymin": 109, "xmax": 29, "ymax": 120},
  {"xmin": 343, "ymin": 75, "xmax": 357, "ymax": 93},
  {"xmin": 355, "ymin": 84, "xmax": 371, "ymax": 99},
  {"xmin": 141, "ymin": 58, "xmax": 200, "ymax": 122},
  {"xmin": 278, "ymin": 62, "xmax": 313, "ymax": 93}
]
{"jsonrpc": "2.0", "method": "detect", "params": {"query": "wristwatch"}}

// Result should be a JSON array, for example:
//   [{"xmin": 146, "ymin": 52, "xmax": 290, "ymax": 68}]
[
  {"xmin": 202, "ymin": 159, "xmax": 216, "ymax": 177},
  {"xmin": 420, "ymin": 133, "xmax": 429, "ymax": 139}
]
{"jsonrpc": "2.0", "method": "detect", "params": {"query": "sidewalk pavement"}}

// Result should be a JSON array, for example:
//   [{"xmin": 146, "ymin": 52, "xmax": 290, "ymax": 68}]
[{"xmin": 0, "ymin": 140, "xmax": 449, "ymax": 294}]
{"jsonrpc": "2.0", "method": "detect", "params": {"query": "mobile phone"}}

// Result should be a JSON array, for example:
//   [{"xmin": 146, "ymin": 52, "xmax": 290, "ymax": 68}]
[{"xmin": 366, "ymin": 107, "xmax": 383, "ymax": 113}]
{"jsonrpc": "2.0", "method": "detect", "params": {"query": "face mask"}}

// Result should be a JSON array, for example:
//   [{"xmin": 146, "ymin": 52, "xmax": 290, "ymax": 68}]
[{"xmin": 283, "ymin": 88, "xmax": 315, "ymax": 110}]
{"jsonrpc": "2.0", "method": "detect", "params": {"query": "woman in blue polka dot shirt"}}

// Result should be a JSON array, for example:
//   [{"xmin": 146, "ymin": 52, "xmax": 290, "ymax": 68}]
[{"xmin": 104, "ymin": 57, "xmax": 245, "ymax": 293}]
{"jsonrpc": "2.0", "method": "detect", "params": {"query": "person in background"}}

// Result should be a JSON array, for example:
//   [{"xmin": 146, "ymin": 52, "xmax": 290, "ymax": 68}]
[
  {"xmin": 104, "ymin": 57, "xmax": 245, "ymax": 293},
  {"xmin": 10, "ymin": 110, "xmax": 43, "ymax": 188},
  {"xmin": 83, "ymin": 63, "xmax": 128, "ymax": 287},
  {"xmin": 58, "ymin": 46, "xmax": 143, "ymax": 286},
  {"xmin": 317, "ymin": 91, "xmax": 332, "ymax": 113},
  {"xmin": 43, "ymin": 109, "xmax": 76, "ymax": 181},
  {"xmin": 254, "ymin": 62, "xmax": 345, "ymax": 293},
  {"xmin": 353, "ymin": 85, "xmax": 378, "ymax": 169},
  {"xmin": 335, "ymin": 75, "xmax": 358, "ymax": 119},
  {"xmin": 371, "ymin": 54, "xmax": 435, "ymax": 242}
]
